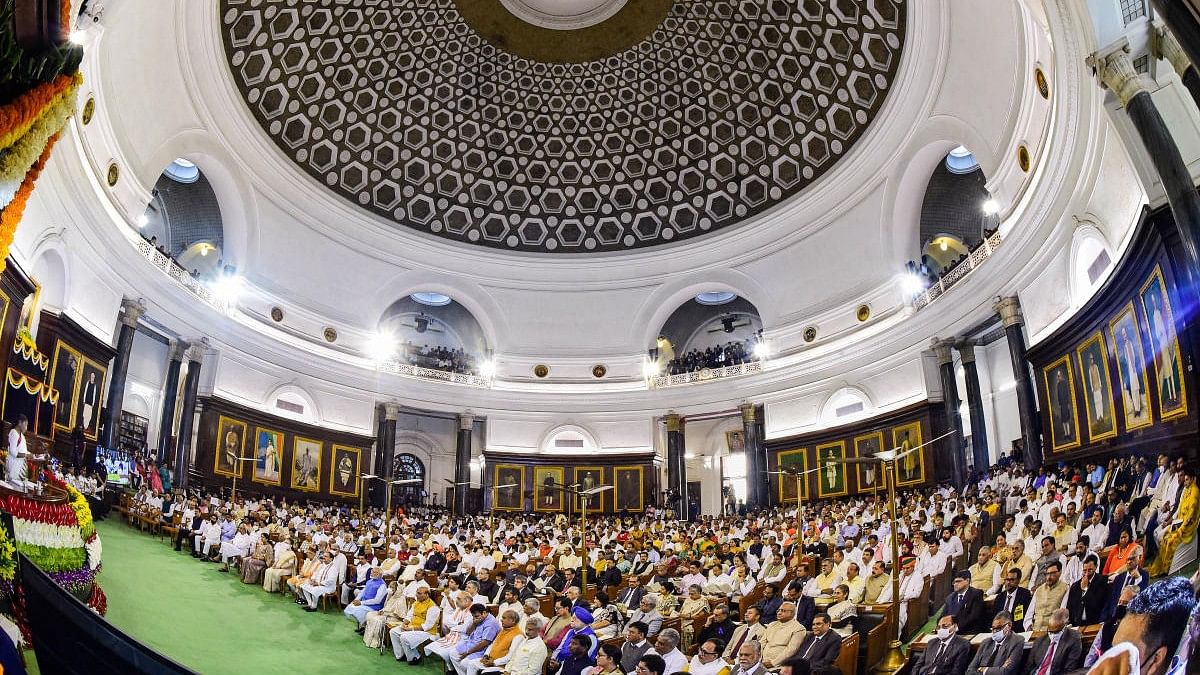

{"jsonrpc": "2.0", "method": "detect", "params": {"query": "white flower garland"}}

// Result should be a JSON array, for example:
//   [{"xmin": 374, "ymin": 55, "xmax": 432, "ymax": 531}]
[
  {"xmin": 12, "ymin": 517, "xmax": 85, "ymax": 550},
  {"xmin": 86, "ymin": 534, "xmax": 102, "ymax": 571}
]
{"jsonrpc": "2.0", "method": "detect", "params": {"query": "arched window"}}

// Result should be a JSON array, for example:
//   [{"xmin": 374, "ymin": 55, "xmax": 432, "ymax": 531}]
[{"xmin": 392, "ymin": 453, "xmax": 426, "ymax": 505}]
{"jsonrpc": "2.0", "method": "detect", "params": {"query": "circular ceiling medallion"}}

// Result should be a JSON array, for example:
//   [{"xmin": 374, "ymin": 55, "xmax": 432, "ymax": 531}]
[
  {"xmin": 856, "ymin": 304, "xmax": 871, "ymax": 322},
  {"xmin": 498, "ymin": 0, "xmax": 629, "ymax": 30},
  {"xmin": 323, "ymin": 327, "xmax": 338, "ymax": 343},
  {"xmin": 270, "ymin": 306, "xmax": 284, "ymax": 322},
  {"xmin": 220, "ymin": 0, "xmax": 906, "ymax": 253},
  {"xmin": 803, "ymin": 326, "xmax": 818, "ymax": 343},
  {"xmin": 592, "ymin": 364, "xmax": 607, "ymax": 378},
  {"xmin": 81, "ymin": 96, "xmax": 95, "ymax": 125},
  {"xmin": 533, "ymin": 364, "xmax": 550, "ymax": 378}
]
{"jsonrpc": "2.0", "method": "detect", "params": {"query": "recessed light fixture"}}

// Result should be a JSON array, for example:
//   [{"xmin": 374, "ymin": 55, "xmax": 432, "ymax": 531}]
[
  {"xmin": 164, "ymin": 158, "xmax": 200, "ymax": 183},
  {"xmin": 945, "ymin": 146, "xmax": 979, "ymax": 174},
  {"xmin": 695, "ymin": 291, "xmax": 736, "ymax": 305},
  {"xmin": 411, "ymin": 292, "xmax": 452, "ymax": 306}
]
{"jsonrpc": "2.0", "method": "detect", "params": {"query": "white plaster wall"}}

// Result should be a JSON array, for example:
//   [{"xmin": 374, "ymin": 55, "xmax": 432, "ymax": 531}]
[
  {"xmin": 682, "ymin": 415, "xmax": 742, "ymax": 516},
  {"xmin": 124, "ymin": 331, "xmax": 169, "ymax": 448}
]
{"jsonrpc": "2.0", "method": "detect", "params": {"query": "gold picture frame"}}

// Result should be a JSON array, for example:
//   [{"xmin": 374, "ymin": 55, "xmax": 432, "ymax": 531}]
[
  {"xmin": 1075, "ymin": 331, "xmax": 1117, "ymax": 442},
  {"xmin": 573, "ymin": 465, "xmax": 605, "ymax": 512},
  {"xmin": 892, "ymin": 422, "xmax": 925, "ymax": 486},
  {"xmin": 213, "ymin": 415, "xmax": 248, "ymax": 478},
  {"xmin": 533, "ymin": 466, "xmax": 565, "ymax": 512},
  {"xmin": 815, "ymin": 441, "xmax": 848, "ymax": 499},
  {"xmin": 776, "ymin": 448, "xmax": 809, "ymax": 504},
  {"xmin": 493, "ymin": 464, "xmax": 525, "ymax": 510},
  {"xmin": 1107, "ymin": 302, "xmax": 1153, "ymax": 432},
  {"xmin": 1139, "ymin": 266, "xmax": 1188, "ymax": 420},
  {"xmin": 291, "ymin": 436, "xmax": 323, "ymax": 492},
  {"xmin": 853, "ymin": 431, "xmax": 885, "ymax": 493},
  {"xmin": 49, "ymin": 341, "xmax": 82, "ymax": 432},
  {"xmin": 251, "ymin": 427, "xmax": 285, "ymax": 486},
  {"xmin": 329, "ymin": 445, "xmax": 361, "ymax": 497},
  {"xmin": 1043, "ymin": 355, "xmax": 1081, "ymax": 452},
  {"xmin": 76, "ymin": 358, "xmax": 107, "ymax": 441},
  {"xmin": 614, "ymin": 465, "xmax": 644, "ymax": 512}
]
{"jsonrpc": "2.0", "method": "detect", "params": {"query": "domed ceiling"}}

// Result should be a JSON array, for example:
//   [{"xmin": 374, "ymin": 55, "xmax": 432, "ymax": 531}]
[{"xmin": 219, "ymin": 0, "xmax": 906, "ymax": 253}]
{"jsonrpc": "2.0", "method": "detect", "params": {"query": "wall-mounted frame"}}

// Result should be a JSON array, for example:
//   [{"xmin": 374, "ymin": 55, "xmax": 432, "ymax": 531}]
[
  {"xmin": 1139, "ymin": 265, "xmax": 1188, "ymax": 421},
  {"xmin": 291, "ymin": 436, "xmax": 323, "ymax": 492},
  {"xmin": 776, "ymin": 448, "xmax": 808, "ymax": 504},
  {"xmin": 614, "ymin": 465, "xmax": 644, "ymax": 512},
  {"xmin": 533, "ymin": 465, "xmax": 564, "ymax": 512},
  {"xmin": 213, "ymin": 415, "xmax": 248, "ymax": 478},
  {"xmin": 493, "ymin": 464, "xmax": 525, "ymax": 510},
  {"xmin": 1106, "ymin": 302, "xmax": 1152, "ymax": 432},
  {"xmin": 251, "ymin": 427, "xmax": 284, "ymax": 486},
  {"xmin": 329, "ymin": 445, "xmax": 361, "ymax": 497},
  {"xmin": 1042, "ymin": 355, "xmax": 1081, "ymax": 452},
  {"xmin": 572, "ymin": 465, "xmax": 605, "ymax": 512},
  {"xmin": 814, "ymin": 440, "xmax": 848, "ymax": 499},
  {"xmin": 892, "ymin": 422, "xmax": 925, "ymax": 486},
  {"xmin": 49, "ymin": 341, "xmax": 81, "ymax": 432},
  {"xmin": 1075, "ymin": 331, "xmax": 1117, "ymax": 442},
  {"xmin": 853, "ymin": 431, "xmax": 884, "ymax": 493}
]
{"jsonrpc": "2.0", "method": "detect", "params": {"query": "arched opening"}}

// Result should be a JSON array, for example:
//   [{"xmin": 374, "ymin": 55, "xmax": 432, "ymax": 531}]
[
  {"xmin": 29, "ymin": 249, "xmax": 68, "ymax": 313},
  {"xmin": 1069, "ymin": 224, "xmax": 1113, "ymax": 308},
  {"xmin": 140, "ymin": 159, "xmax": 226, "ymax": 279},
  {"xmin": 378, "ymin": 293, "xmax": 490, "ymax": 375},
  {"xmin": 820, "ymin": 387, "xmax": 874, "ymax": 425},
  {"xmin": 912, "ymin": 146, "xmax": 999, "ymax": 279},
  {"xmin": 391, "ymin": 453, "xmax": 426, "ymax": 506},
  {"xmin": 650, "ymin": 293, "xmax": 764, "ymax": 376}
]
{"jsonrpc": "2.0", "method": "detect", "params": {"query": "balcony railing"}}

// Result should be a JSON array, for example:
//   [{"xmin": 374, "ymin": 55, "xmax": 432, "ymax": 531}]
[
  {"xmin": 377, "ymin": 359, "xmax": 493, "ymax": 388},
  {"xmin": 912, "ymin": 230, "xmax": 1003, "ymax": 310},
  {"xmin": 650, "ymin": 360, "xmax": 763, "ymax": 388},
  {"xmin": 135, "ymin": 239, "xmax": 218, "ymax": 305}
]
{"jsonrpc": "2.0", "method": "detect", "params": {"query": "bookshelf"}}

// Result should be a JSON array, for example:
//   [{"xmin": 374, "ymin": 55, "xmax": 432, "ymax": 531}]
[{"xmin": 118, "ymin": 411, "xmax": 149, "ymax": 456}]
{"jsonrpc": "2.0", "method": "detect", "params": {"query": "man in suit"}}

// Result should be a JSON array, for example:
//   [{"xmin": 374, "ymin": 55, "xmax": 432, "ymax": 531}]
[
  {"xmin": 913, "ymin": 615, "xmax": 971, "ymax": 675},
  {"xmin": 619, "ymin": 621, "xmax": 652, "ymax": 674},
  {"xmin": 943, "ymin": 570, "xmax": 986, "ymax": 635},
  {"xmin": 721, "ymin": 606, "xmax": 765, "ymax": 662},
  {"xmin": 1103, "ymin": 557, "xmax": 1148, "ymax": 619},
  {"xmin": 792, "ymin": 613, "xmax": 840, "ymax": 675},
  {"xmin": 966, "ymin": 611, "xmax": 1024, "ymax": 675},
  {"xmin": 729, "ymin": 639, "xmax": 768, "ymax": 675},
  {"xmin": 755, "ymin": 584, "xmax": 783, "ymax": 624},
  {"xmin": 1024, "ymin": 609, "xmax": 1081, "ymax": 675},
  {"xmin": 1064, "ymin": 557, "xmax": 1108, "ymax": 626},
  {"xmin": 614, "ymin": 577, "xmax": 644, "ymax": 610},
  {"xmin": 993, "ymin": 569, "xmax": 1033, "ymax": 632}
]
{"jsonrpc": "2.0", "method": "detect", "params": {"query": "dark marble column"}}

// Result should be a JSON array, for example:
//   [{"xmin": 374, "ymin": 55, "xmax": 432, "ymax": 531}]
[
  {"xmin": 370, "ymin": 406, "xmax": 388, "ymax": 509},
  {"xmin": 1155, "ymin": 26, "xmax": 1200, "ymax": 110},
  {"xmin": 1092, "ymin": 49, "xmax": 1200, "ymax": 301},
  {"xmin": 101, "ymin": 298, "xmax": 146, "ymax": 449},
  {"xmin": 957, "ymin": 342, "xmax": 990, "ymax": 474},
  {"xmin": 932, "ymin": 338, "xmax": 966, "ymax": 490},
  {"xmin": 665, "ymin": 413, "xmax": 687, "ymax": 520},
  {"xmin": 156, "ymin": 339, "xmax": 186, "ymax": 463},
  {"xmin": 994, "ymin": 297, "xmax": 1042, "ymax": 470},
  {"xmin": 454, "ymin": 412, "xmax": 474, "ymax": 516},
  {"xmin": 740, "ymin": 403, "xmax": 767, "ymax": 509},
  {"xmin": 1151, "ymin": 1, "xmax": 1200, "ymax": 78},
  {"xmin": 173, "ymin": 339, "xmax": 207, "ymax": 489}
]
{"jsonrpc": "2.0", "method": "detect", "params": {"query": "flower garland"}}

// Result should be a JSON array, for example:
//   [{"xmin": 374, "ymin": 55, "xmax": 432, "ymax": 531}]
[
  {"xmin": 0, "ymin": 131, "xmax": 58, "ymax": 269},
  {"xmin": 0, "ymin": 73, "xmax": 79, "ymax": 151},
  {"xmin": 13, "ymin": 541, "xmax": 85, "ymax": 573},
  {"xmin": 0, "ymin": 492, "xmax": 78, "ymax": 527},
  {"xmin": 64, "ymin": 483, "xmax": 93, "ymax": 540},
  {"xmin": 11, "ymin": 518, "xmax": 85, "ymax": 550},
  {"xmin": 0, "ymin": 83, "xmax": 76, "ymax": 187},
  {"xmin": 0, "ymin": 524, "xmax": 14, "ymax": 583},
  {"xmin": 6, "ymin": 368, "xmax": 58, "ymax": 404},
  {"xmin": 11, "ymin": 337, "xmax": 49, "ymax": 370}
]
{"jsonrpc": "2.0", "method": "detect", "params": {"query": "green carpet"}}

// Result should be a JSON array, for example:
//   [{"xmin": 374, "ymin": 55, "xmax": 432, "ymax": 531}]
[{"xmin": 86, "ymin": 519, "xmax": 449, "ymax": 675}]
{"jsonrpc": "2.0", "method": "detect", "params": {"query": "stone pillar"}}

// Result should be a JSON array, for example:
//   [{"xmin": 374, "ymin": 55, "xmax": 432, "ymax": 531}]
[
  {"xmin": 957, "ymin": 342, "xmax": 991, "ymax": 473},
  {"xmin": 932, "ymin": 338, "xmax": 966, "ymax": 490},
  {"xmin": 156, "ymin": 339, "xmax": 186, "ymax": 463},
  {"xmin": 740, "ymin": 403, "xmax": 767, "ymax": 509},
  {"xmin": 370, "ymin": 406, "xmax": 388, "ymax": 509},
  {"xmin": 1155, "ymin": 25, "xmax": 1200, "ymax": 111},
  {"xmin": 382, "ymin": 403, "xmax": 399, "ymax": 508},
  {"xmin": 101, "ymin": 297, "xmax": 146, "ymax": 448},
  {"xmin": 1092, "ymin": 48, "xmax": 1200, "ymax": 301},
  {"xmin": 173, "ymin": 339, "xmax": 207, "ymax": 489},
  {"xmin": 454, "ymin": 412, "xmax": 474, "ymax": 516},
  {"xmin": 665, "ymin": 413, "xmax": 687, "ymax": 520},
  {"xmin": 994, "ymin": 297, "xmax": 1042, "ymax": 471},
  {"xmin": 1151, "ymin": 0, "xmax": 1200, "ymax": 80}
]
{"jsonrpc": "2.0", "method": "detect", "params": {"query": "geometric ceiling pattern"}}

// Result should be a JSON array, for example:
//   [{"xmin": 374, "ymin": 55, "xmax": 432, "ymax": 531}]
[{"xmin": 219, "ymin": 0, "xmax": 906, "ymax": 253}]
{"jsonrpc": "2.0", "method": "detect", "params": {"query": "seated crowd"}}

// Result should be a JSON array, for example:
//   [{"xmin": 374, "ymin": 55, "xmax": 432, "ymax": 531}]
[
  {"xmin": 667, "ymin": 341, "xmax": 754, "ymax": 376},
  {"xmin": 118, "ymin": 451, "xmax": 1199, "ymax": 675}
]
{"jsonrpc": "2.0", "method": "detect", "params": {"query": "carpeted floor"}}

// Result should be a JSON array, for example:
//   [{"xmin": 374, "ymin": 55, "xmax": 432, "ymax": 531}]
[{"xmin": 89, "ymin": 518, "xmax": 447, "ymax": 675}]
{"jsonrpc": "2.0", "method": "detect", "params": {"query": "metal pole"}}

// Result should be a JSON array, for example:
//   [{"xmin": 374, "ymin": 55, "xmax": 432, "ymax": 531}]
[{"xmin": 875, "ymin": 458, "xmax": 906, "ymax": 674}]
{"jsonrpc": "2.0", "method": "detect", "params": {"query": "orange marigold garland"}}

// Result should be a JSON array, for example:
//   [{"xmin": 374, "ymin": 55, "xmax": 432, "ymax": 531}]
[
  {"xmin": 0, "ymin": 132, "xmax": 59, "ymax": 269},
  {"xmin": 0, "ymin": 73, "xmax": 79, "ymax": 151}
]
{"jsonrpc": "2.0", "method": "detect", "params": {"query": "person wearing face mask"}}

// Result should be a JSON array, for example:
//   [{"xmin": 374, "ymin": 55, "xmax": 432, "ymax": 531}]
[
  {"xmin": 912, "ymin": 615, "xmax": 969, "ymax": 675},
  {"xmin": 1023, "ymin": 609, "xmax": 1081, "ymax": 675},
  {"xmin": 965, "ymin": 611, "xmax": 1024, "ymax": 675},
  {"xmin": 1064, "ymin": 555, "xmax": 1108, "ymax": 626}
]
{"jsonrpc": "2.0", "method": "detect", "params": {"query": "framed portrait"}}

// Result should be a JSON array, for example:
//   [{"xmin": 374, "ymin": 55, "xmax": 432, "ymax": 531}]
[
  {"xmin": 329, "ymin": 445, "xmax": 361, "ymax": 497},
  {"xmin": 777, "ymin": 448, "xmax": 809, "ymax": 504},
  {"xmin": 252, "ymin": 427, "xmax": 284, "ymax": 486},
  {"xmin": 573, "ymin": 466, "xmax": 605, "ymax": 511},
  {"xmin": 815, "ymin": 441, "xmax": 848, "ymax": 498},
  {"xmin": 1107, "ymin": 302, "xmax": 1152, "ymax": 431},
  {"xmin": 76, "ymin": 359, "xmax": 107, "ymax": 440},
  {"xmin": 533, "ymin": 466, "xmax": 564, "ymax": 512},
  {"xmin": 1043, "ymin": 355, "xmax": 1081, "ymax": 452},
  {"xmin": 50, "ymin": 341, "xmax": 81, "ymax": 432},
  {"xmin": 213, "ymin": 416, "xmax": 248, "ymax": 478},
  {"xmin": 291, "ymin": 437, "xmax": 323, "ymax": 492},
  {"xmin": 614, "ymin": 465, "xmax": 644, "ymax": 512},
  {"xmin": 493, "ymin": 464, "xmax": 524, "ymax": 510},
  {"xmin": 853, "ymin": 432, "xmax": 884, "ymax": 492},
  {"xmin": 1076, "ymin": 332, "xmax": 1117, "ymax": 442},
  {"xmin": 1139, "ymin": 266, "xmax": 1188, "ymax": 420},
  {"xmin": 892, "ymin": 422, "xmax": 925, "ymax": 486},
  {"xmin": 726, "ymin": 430, "xmax": 746, "ymax": 454}
]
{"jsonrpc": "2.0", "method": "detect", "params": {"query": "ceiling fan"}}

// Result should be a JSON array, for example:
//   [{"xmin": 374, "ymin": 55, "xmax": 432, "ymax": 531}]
[
  {"xmin": 707, "ymin": 313, "xmax": 751, "ymax": 334},
  {"xmin": 396, "ymin": 312, "xmax": 445, "ymax": 334}
]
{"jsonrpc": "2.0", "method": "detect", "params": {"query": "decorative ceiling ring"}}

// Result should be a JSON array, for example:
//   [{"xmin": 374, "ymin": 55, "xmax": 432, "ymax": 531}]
[{"xmin": 457, "ymin": 0, "xmax": 672, "ymax": 61}]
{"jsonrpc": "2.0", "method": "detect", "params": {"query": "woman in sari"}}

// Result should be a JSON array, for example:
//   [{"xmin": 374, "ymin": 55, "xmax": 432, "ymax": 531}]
[
  {"xmin": 1148, "ymin": 469, "xmax": 1199, "ymax": 576},
  {"xmin": 827, "ymin": 584, "xmax": 858, "ymax": 637},
  {"xmin": 363, "ymin": 580, "xmax": 408, "ymax": 649},
  {"xmin": 263, "ymin": 540, "xmax": 297, "ymax": 592},
  {"xmin": 542, "ymin": 598, "xmax": 573, "ymax": 651},
  {"xmin": 1102, "ymin": 529, "xmax": 1142, "ymax": 576},
  {"xmin": 241, "ymin": 536, "xmax": 274, "ymax": 584}
]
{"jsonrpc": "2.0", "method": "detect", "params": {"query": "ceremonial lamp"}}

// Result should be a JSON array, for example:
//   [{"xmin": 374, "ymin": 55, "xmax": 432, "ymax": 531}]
[
  {"xmin": 229, "ymin": 455, "xmax": 256, "ymax": 505},
  {"xmin": 829, "ymin": 431, "xmax": 951, "ymax": 675},
  {"xmin": 488, "ymin": 483, "xmax": 519, "ymax": 546},
  {"xmin": 551, "ymin": 482, "xmax": 612, "ymax": 591}
]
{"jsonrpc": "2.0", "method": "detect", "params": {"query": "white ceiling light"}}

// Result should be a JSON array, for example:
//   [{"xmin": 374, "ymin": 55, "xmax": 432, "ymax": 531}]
[
  {"xmin": 695, "ymin": 291, "xmax": 737, "ymax": 305},
  {"xmin": 366, "ymin": 330, "xmax": 397, "ymax": 362},
  {"xmin": 479, "ymin": 359, "xmax": 497, "ymax": 378},
  {"xmin": 164, "ymin": 158, "xmax": 200, "ymax": 183},
  {"xmin": 945, "ymin": 146, "xmax": 980, "ymax": 174},
  {"xmin": 411, "ymin": 292, "xmax": 452, "ymax": 307},
  {"xmin": 209, "ymin": 274, "xmax": 243, "ymax": 307},
  {"xmin": 136, "ymin": 214, "xmax": 149, "ymax": 228},
  {"xmin": 982, "ymin": 198, "xmax": 1000, "ymax": 215},
  {"xmin": 900, "ymin": 273, "xmax": 926, "ymax": 295},
  {"xmin": 753, "ymin": 341, "xmax": 770, "ymax": 359}
]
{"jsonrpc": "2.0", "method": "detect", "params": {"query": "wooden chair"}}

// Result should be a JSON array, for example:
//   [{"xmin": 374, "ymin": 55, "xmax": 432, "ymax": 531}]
[
  {"xmin": 160, "ymin": 512, "xmax": 183, "ymax": 543},
  {"xmin": 861, "ymin": 614, "xmax": 890, "ymax": 675},
  {"xmin": 835, "ymin": 633, "xmax": 860, "ymax": 675}
]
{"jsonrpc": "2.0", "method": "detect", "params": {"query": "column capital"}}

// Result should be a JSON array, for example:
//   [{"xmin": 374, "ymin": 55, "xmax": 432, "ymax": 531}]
[
  {"xmin": 119, "ymin": 297, "xmax": 147, "ymax": 327},
  {"xmin": 458, "ymin": 412, "xmax": 474, "ymax": 430},
  {"xmin": 665, "ymin": 412, "xmax": 683, "ymax": 432},
  {"xmin": 956, "ymin": 342, "xmax": 977, "ymax": 364},
  {"xmin": 993, "ymin": 296, "xmax": 1024, "ymax": 328},
  {"xmin": 184, "ymin": 338, "xmax": 208, "ymax": 363},
  {"xmin": 383, "ymin": 402, "xmax": 402, "ymax": 421},
  {"xmin": 168, "ymin": 339, "xmax": 189, "ymax": 362},
  {"xmin": 1154, "ymin": 24, "xmax": 1192, "ymax": 78},
  {"xmin": 1089, "ymin": 48, "xmax": 1149, "ymax": 108},
  {"xmin": 930, "ymin": 338, "xmax": 955, "ymax": 366},
  {"xmin": 739, "ymin": 402, "xmax": 756, "ymax": 423}
]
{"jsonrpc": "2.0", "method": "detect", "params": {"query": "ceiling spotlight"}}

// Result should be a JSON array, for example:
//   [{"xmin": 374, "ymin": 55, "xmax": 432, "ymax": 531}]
[
  {"xmin": 367, "ymin": 330, "xmax": 397, "ymax": 363},
  {"xmin": 137, "ymin": 215, "xmax": 149, "ymax": 228},
  {"xmin": 479, "ymin": 359, "xmax": 497, "ymax": 378},
  {"xmin": 210, "ymin": 274, "xmax": 243, "ymax": 307},
  {"xmin": 643, "ymin": 359, "xmax": 660, "ymax": 379},
  {"xmin": 753, "ymin": 341, "xmax": 770, "ymax": 359},
  {"xmin": 901, "ymin": 272, "xmax": 925, "ymax": 296},
  {"xmin": 939, "ymin": 240, "xmax": 948, "ymax": 251},
  {"xmin": 982, "ymin": 199, "xmax": 1000, "ymax": 216}
]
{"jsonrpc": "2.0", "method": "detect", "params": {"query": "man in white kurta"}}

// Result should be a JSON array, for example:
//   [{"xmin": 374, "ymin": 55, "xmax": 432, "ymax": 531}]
[{"xmin": 301, "ymin": 552, "xmax": 339, "ymax": 609}]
